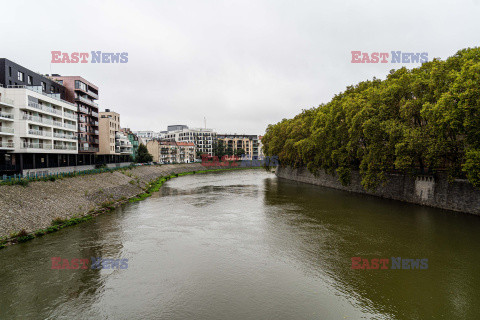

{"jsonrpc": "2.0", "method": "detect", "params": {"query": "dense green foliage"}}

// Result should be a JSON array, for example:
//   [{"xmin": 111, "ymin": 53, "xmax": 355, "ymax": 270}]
[
  {"xmin": 136, "ymin": 144, "xmax": 153, "ymax": 163},
  {"xmin": 262, "ymin": 47, "xmax": 480, "ymax": 190}
]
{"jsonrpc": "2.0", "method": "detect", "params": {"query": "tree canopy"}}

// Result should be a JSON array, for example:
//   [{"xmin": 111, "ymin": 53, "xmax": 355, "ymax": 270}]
[
  {"xmin": 262, "ymin": 47, "xmax": 480, "ymax": 190},
  {"xmin": 136, "ymin": 144, "xmax": 153, "ymax": 163}
]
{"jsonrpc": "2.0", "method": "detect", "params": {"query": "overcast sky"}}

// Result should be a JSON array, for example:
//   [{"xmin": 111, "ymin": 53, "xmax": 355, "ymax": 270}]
[{"xmin": 2, "ymin": 0, "xmax": 479, "ymax": 134}]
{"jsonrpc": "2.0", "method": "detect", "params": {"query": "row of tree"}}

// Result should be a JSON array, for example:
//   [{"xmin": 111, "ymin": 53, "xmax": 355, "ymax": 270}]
[{"xmin": 262, "ymin": 47, "xmax": 480, "ymax": 190}]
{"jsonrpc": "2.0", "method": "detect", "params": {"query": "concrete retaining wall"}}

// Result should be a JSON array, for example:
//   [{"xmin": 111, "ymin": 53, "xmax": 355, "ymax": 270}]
[{"xmin": 276, "ymin": 166, "xmax": 480, "ymax": 215}]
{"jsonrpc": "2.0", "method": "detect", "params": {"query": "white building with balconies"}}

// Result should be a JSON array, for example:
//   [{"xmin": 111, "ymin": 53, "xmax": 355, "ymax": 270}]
[
  {"xmin": 0, "ymin": 85, "xmax": 78, "ymax": 154},
  {"xmin": 163, "ymin": 126, "xmax": 216, "ymax": 157}
]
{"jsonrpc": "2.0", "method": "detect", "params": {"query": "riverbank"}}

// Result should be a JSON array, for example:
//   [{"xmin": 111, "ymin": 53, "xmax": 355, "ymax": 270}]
[
  {"xmin": 0, "ymin": 163, "xmax": 262, "ymax": 246},
  {"xmin": 276, "ymin": 166, "xmax": 480, "ymax": 215}
]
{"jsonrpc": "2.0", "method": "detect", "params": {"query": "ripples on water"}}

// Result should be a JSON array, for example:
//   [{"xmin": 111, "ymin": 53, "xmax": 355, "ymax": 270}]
[{"xmin": 0, "ymin": 170, "xmax": 479, "ymax": 319}]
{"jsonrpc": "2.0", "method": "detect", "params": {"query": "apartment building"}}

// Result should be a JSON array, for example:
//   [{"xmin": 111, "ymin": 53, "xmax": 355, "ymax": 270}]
[
  {"xmin": 217, "ymin": 134, "xmax": 260, "ymax": 159},
  {"xmin": 50, "ymin": 76, "xmax": 100, "ymax": 155},
  {"xmin": 146, "ymin": 140, "xmax": 195, "ymax": 164},
  {"xmin": 0, "ymin": 84, "xmax": 78, "ymax": 173},
  {"xmin": 134, "ymin": 130, "xmax": 161, "ymax": 143},
  {"xmin": 99, "ymin": 109, "xmax": 120, "ymax": 155},
  {"xmin": 0, "ymin": 58, "xmax": 66, "ymax": 97},
  {"xmin": 115, "ymin": 130, "xmax": 133, "ymax": 155},
  {"xmin": 163, "ymin": 125, "xmax": 216, "ymax": 156},
  {"xmin": 122, "ymin": 128, "xmax": 140, "ymax": 160}
]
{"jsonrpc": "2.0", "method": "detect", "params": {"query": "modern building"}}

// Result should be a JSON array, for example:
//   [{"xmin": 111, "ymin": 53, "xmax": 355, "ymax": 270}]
[
  {"xmin": 146, "ymin": 140, "xmax": 195, "ymax": 164},
  {"xmin": 49, "ymin": 76, "xmax": 100, "ymax": 158},
  {"xmin": 99, "ymin": 109, "xmax": 120, "ymax": 155},
  {"xmin": 123, "ymin": 128, "xmax": 140, "ymax": 160},
  {"xmin": 134, "ymin": 130, "xmax": 161, "ymax": 143},
  {"xmin": 163, "ymin": 125, "xmax": 216, "ymax": 157},
  {"xmin": 0, "ymin": 84, "xmax": 78, "ymax": 174},
  {"xmin": 217, "ymin": 134, "xmax": 260, "ymax": 159},
  {"xmin": 0, "ymin": 58, "xmax": 66, "ymax": 98},
  {"xmin": 115, "ymin": 130, "xmax": 133, "ymax": 155}
]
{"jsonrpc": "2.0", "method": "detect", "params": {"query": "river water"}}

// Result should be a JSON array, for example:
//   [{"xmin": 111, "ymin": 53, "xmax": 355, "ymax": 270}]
[{"xmin": 0, "ymin": 170, "xmax": 479, "ymax": 319}]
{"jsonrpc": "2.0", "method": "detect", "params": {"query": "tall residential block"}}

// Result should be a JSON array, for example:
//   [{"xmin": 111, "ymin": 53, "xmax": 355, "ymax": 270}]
[{"xmin": 50, "ymin": 76, "xmax": 99, "ymax": 154}]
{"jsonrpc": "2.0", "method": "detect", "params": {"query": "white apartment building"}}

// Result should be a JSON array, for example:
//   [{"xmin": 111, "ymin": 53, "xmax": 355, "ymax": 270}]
[
  {"xmin": 146, "ymin": 141, "xmax": 196, "ymax": 164},
  {"xmin": 163, "ymin": 126, "xmax": 216, "ymax": 156},
  {"xmin": 134, "ymin": 130, "xmax": 161, "ymax": 143},
  {"xmin": 0, "ymin": 85, "xmax": 78, "ymax": 154},
  {"xmin": 115, "ymin": 130, "xmax": 133, "ymax": 155}
]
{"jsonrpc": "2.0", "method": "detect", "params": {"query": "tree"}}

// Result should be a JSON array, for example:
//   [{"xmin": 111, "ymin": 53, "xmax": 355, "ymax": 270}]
[
  {"xmin": 262, "ymin": 47, "xmax": 480, "ymax": 189},
  {"xmin": 235, "ymin": 148, "xmax": 246, "ymax": 157},
  {"xmin": 136, "ymin": 144, "xmax": 153, "ymax": 163}
]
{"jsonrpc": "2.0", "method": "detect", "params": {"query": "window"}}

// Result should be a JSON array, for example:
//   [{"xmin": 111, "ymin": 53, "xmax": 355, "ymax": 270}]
[
  {"xmin": 50, "ymin": 86, "xmax": 55, "ymax": 93},
  {"xmin": 75, "ymin": 80, "xmax": 87, "ymax": 92},
  {"xmin": 17, "ymin": 71, "xmax": 24, "ymax": 82},
  {"xmin": 8, "ymin": 67, "xmax": 12, "ymax": 77},
  {"xmin": 41, "ymin": 82, "xmax": 46, "ymax": 92},
  {"xmin": 27, "ymin": 75, "xmax": 33, "ymax": 85}
]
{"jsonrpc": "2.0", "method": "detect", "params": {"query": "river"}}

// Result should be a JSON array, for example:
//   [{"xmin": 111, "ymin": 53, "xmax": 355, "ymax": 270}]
[{"xmin": 0, "ymin": 170, "xmax": 479, "ymax": 319}]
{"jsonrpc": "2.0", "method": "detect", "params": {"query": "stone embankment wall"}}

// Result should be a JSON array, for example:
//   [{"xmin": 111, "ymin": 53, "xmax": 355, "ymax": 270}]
[
  {"xmin": 0, "ymin": 163, "xmax": 236, "ymax": 238},
  {"xmin": 276, "ymin": 166, "xmax": 480, "ymax": 215}
]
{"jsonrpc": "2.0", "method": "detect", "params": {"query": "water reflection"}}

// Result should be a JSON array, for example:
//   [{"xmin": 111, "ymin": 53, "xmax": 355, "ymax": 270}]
[{"xmin": 0, "ymin": 171, "xmax": 479, "ymax": 319}]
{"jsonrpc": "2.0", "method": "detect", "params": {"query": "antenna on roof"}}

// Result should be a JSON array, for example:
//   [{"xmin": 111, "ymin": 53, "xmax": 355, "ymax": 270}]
[{"xmin": 204, "ymin": 116, "xmax": 206, "ymax": 129}]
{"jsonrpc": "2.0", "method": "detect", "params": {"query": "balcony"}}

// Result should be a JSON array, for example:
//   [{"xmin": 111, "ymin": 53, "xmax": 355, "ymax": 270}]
[
  {"xmin": 27, "ymin": 101, "xmax": 62, "ymax": 116},
  {"xmin": 54, "ymin": 132, "xmax": 76, "ymax": 140},
  {"xmin": 28, "ymin": 129, "xmax": 52, "ymax": 137},
  {"xmin": 78, "ymin": 106, "xmax": 89, "ymax": 114},
  {"xmin": 0, "ymin": 142, "xmax": 14, "ymax": 149},
  {"xmin": 22, "ymin": 142, "xmax": 52, "ymax": 150},
  {"xmin": 53, "ymin": 120, "xmax": 63, "ymax": 127},
  {"xmin": 64, "ymin": 123, "xmax": 77, "ymax": 130},
  {"xmin": 0, "ymin": 96, "xmax": 14, "ymax": 106},
  {"xmin": 91, "ymin": 111, "xmax": 99, "ymax": 118},
  {"xmin": 0, "ymin": 127, "xmax": 14, "ymax": 135},
  {"xmin": 87, "ymin": 90, "xmax": 99, "ymax": 99},
  {"xmin": 0, "ymin": 111, "xmax": 14, "ymax": 121},
  {"xmin": 54, "ymin": 144, "xmax": 77, "ymax": 150},
  {"xmin": 7, "ymin": 85, "xmax": 75, "ymax": 106},
  {"xmin": 22, "ymin": 114, "xmax": 53, "ymax": 125},
  {"xmin": 76, "ymin": 95, "xmax": 98, "ymax": 108},
  {"xmin": 64, "ymin": 112, "xmax": 76, "ymax": 120}
]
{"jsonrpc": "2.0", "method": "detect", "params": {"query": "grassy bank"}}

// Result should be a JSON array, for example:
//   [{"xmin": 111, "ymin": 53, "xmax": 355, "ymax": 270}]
[{"xmin": 0, "ymin": 166, "xmax": 263, "ymax": 249}]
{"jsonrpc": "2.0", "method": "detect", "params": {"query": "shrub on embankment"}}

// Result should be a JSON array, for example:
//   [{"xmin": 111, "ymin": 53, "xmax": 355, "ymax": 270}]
[{"xmin": 262, "ymin": 47, "xmax": 480, "ymax": 190}]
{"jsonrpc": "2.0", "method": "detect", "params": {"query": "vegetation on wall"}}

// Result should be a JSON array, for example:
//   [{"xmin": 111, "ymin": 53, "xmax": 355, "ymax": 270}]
[{"xmin": 262, "ymin": 47, "xmax": 480, "ymax": 190}]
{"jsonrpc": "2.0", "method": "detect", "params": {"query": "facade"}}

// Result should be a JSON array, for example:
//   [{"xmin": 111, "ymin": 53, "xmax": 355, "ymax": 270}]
[
  {"xmin": 0, "ymin": 85, "xmax": 78, "ymax": 173},
  {"xmin": 115, "ymin": 130, "xmax": 133, "ymax": 155},
  {"xmin": 0, "ymin": 58, "xmax": 66, "ymax": 98},
  {"xmin": 217, "ymin": 134, "xmax": 260, "ymax": 159},
  {"xmin": 163, "ymin": 126, "xmax": 216, "ymax": 156},
  {"xmin": 123, "ymin": 128, "xmax": 140, "ymax": 160},
  {"xmin": 146, "ymin": 140, "xmax": 195, "ymax": 164},
  {"xmin": 99, "ymin": 109, "xmax": 120, "ymax": 155},
  {"xmin": 134, "ymin": 130, "xmax": 161, "ymax": 143},
  {"xmin": 49, "ymin": 76, "xmax": 100, "ymax": 154}
]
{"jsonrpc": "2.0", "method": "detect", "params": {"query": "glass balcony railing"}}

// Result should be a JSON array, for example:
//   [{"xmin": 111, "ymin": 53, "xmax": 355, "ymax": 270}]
[
  {"xmin": 22, "ymin": 142, "xmax": 52, "ymax": 150},
  {"xmin": 0, "ymin": 96, "xmax": 14, "ymax": 106},
  {"xmin": 0, "ymin": 111, "xmax": 14, "ymax": 120},
  {"xmin": 64, "ymin": 123, "xmax": 77, "ymax": 130},
  {"xmin": 22, "ymin": 113, "xmax": 53, "ymax": 125},
  {"xmin": 54, "ymin": 144, "xmax": 77, "ymax": 150},
  {"xmin": 0, "ymin": 127, "xmax": 14, "ymax": 134},
  {"xmin": 0, "ymin": 142, "xmax": 14, "ymax": 148},
  {"xmin": 28, "ymin": 129, "xmax": 52, "ymax": 137},
  {"xmin": 8, "ymin": 85, "xmax": 75, "ymax": 106}
]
